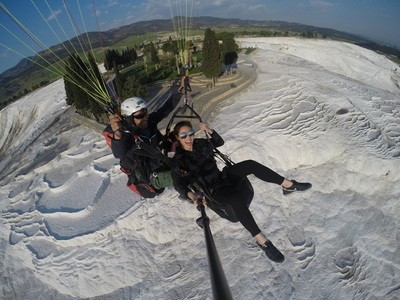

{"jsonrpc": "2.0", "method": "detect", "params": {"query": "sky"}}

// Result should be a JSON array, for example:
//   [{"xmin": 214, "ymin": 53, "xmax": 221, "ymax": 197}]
[{"xmin": 0, "ymin": 0, "xmax": 400, "ymax": 74}]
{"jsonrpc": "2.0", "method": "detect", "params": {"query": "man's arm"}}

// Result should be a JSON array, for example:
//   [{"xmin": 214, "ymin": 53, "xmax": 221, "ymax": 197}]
[
  {"xmin": 104, "ymin": 113, "xmax": 138, "ymax": 159},
  {"xmin": 103, "ymin": 125, "xmax": 134, "ymax": 159},
  {"xmin": 111, "ymin": 132, "xmax": 134, "ymax": 159}
]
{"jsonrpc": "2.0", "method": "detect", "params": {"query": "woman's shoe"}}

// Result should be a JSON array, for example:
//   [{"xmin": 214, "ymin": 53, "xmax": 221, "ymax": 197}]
[
  {"xmin": 283, "ymin": 180, "xmax": 312, "ymax": 195},
  {"xmin": 257, "ymin": 240, "xmax": 285, "ymax": 263}
]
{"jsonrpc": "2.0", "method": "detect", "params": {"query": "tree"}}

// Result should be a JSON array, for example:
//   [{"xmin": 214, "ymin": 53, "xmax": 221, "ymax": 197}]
[
  {"xmin": 104, "ymin": 47, "xmax": 138, "ymax": 71},
  {"xmin": 162, "ymin": 37, "xmax": 179, "ymax": 55},
  {"xmin": 121, "ymin": 47, "xmax": 137, "ymax": 64},
  {"xmin": 88, "ymin": 52, "xmax": 106, "ymax": 120},
  {"xmin": 149, "ymin": 42, "xmax": 160, "ymax": 65},
  {"xmin": 104, "ymin": 49, "xmax": 119, "ymax": 70},
  {"xmin": 118, "ymin": 74, "xmax": 148, "ymax": 100},
  {"xmin": 217, "ymin": 32, "xmax": 238, "ymax": 66},
  {"xmin": 64, "ymin": 54, "xmax": 89, "ymax": 113},
  {"xmin": 64, "ymin": 76, "xmax": 75, "ymax": 106},
  {"xmin": 64, "ymin": 52, "xmax": 106, "ymax": 121},
  {"xmin": 202, "ymin": 28, "xmax": 221, "ymax": 85},
  {"xmin": 113, "ymin": 60, "xmax": 123, "ymax": 98}
]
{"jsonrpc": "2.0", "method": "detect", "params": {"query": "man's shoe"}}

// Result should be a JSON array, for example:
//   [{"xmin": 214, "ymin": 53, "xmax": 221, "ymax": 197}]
[
  {"xmin": 257, "ymin": 240, "xmax": 285, "ymax": 263},
  {"xmin": 283, "ymin": 180, "xmax": 312, "ymax": 195}
]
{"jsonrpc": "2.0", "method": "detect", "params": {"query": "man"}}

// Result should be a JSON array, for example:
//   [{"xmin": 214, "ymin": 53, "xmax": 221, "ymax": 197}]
[
  {"xmin": 177, "ymin": 65, "xmax": 192, "ymax": 103},
  {"xmin": 103, "ymin": 95, "xmax": 177, "ymax": 197}
]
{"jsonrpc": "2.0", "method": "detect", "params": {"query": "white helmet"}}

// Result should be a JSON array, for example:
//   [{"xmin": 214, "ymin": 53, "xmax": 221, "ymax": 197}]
[{"xmin": 120, "ymin": 97, "xmax": 148, "ymax": 116}]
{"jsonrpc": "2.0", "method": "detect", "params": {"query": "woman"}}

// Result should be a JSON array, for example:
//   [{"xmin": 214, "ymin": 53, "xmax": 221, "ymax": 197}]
[{"xmin": 171, "ymin": 121, "xmax": 312, "ymax": 263}]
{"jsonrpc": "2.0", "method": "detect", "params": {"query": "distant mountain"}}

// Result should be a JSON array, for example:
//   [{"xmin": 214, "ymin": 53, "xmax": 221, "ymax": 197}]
[
  {"xmin": 1, "ymin": 16, "xmax": 399, "ymax": 104},
  {"xmin": 0, "ymin": 31, "xmax": 112, "ymax": 79}
]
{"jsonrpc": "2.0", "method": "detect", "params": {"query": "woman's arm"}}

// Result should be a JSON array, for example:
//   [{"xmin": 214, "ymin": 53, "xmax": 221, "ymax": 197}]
[
  {"xmin": 171, "ymin": 168, "xmax": 204, "ymax": 204},
  {"xmin": 199, "ymin": 122, "xmax": 224, "ymax": 147},
  {"xmin": 209, "ymin": 130, "xmax": 224, "ymax": 148},
  {"xmin": 171, "ymin": 166, "xmax": 191, "ymax": 199}
]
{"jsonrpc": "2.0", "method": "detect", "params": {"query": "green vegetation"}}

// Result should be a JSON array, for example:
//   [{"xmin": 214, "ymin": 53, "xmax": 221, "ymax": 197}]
[
  {"xmin": 0, "ymin": 26, "xmax": 319, "ymax": 107},
  {"xmin": 244, "ymin": 47, "xmax": 257, "ymax": 55},
  {"xmin": 112, "ymin": 32, "xmax": 168, "ymax": 49},
  {"xmin": 1, "ymin": 28, "xmax": 236, "ymax": 109},
  {"xmin": 217, "ymin": 31, "xmax": 239, "ymax": 66},
  {"xmin": 104, "ymin": 48, "xmax": 137, "ymax": 70},
  {"xmin": 202, "ymin": 28, "xmax": 221, "ymax": 83},
  {"xmin": 3, "ymin": 20, "xmax": 399, "ymax": 110},
  {"xmin": 64, "ymin": 52, "xmax": 105, "ymax": 121}
]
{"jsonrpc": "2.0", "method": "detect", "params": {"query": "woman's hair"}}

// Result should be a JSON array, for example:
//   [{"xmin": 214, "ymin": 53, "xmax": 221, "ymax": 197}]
[{"xmin": 173, "ymin": 120, "xmax": 193, "ymax": 136}]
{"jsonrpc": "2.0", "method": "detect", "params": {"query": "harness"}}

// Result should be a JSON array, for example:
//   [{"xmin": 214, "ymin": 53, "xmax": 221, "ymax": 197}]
[{"xmin": 105, "ymin": 102, "xmax": 240, "ymax": 201}]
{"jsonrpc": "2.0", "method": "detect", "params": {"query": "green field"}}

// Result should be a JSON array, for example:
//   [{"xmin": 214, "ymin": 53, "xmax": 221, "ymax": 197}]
[
  {"xmin": 0, "ymin": 26, "xmax": 323, "ymax": 107},
  {"xmin": 3, "ymin": 30, "xmax": 206, "ymax": 96}
]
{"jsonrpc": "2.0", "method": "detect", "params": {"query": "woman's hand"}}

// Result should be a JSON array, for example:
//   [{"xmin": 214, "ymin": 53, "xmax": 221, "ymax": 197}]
[{"xmin": 199, "ymin": 122, "xmax": 213, "ymax": 135}]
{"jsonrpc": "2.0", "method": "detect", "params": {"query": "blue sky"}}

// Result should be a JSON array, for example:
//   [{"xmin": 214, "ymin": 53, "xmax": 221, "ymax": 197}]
[{"xmin": 1, "ymin": 0, "xmax": 399, "ymax": 74}]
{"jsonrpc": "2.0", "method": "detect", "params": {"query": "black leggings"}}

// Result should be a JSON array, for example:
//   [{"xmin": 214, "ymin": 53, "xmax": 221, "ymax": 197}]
[
  {"xmin": 213, "ymin": 160, "xmax": 285, "ymax": 237},
  {"xmin": 226, "ymin": 160, "xmax": 285, "ymax": 185}
]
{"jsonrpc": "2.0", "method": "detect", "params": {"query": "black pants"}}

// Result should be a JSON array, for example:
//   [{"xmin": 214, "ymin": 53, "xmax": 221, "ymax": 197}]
[
  {"xmin": 212, "ymin": 160, "xmax": 285, "ymax": 237},
  {"xmin": 185, "ymin": 82, "xmax": 192, "ymax": 92}
]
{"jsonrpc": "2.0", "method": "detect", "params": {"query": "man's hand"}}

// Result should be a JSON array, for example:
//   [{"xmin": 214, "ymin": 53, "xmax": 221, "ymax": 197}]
[{"xmin": 109, "ymin": 114, "xmax": 123, "ymax": 140}]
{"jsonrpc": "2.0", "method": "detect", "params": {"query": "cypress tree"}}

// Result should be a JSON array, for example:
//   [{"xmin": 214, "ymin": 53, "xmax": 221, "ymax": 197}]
[
  {"xmin": 119, "ymin": 74, "xmax": 148, "ymax": 100},
  {"xmin": 64, "ymin": 74, "xmax": 75, "ymax": 106},
  {"xmin": 88, "ymin": 52, "xmax": 105, "ymax": 120},
  {"xmin": 64, "ymin": 53, "xmax": 106, "ymax": 119},
  {"xmin": 64, "ymin": 54, "xmax": 87, "ymax": 113},
  {"xmin": 218, "ymin": 32, "xmax": 238, "ymax": 66},
  {"xmin": 114, "ymin": 60, "xmax": 123, "ymax": 98},
  {"xmin": 202, "ymin": 28, "xmax": 221, "ymax": 84},
  {"xmin": 149, "ymin": 42, "xmax": 160, "ymax": 65}
]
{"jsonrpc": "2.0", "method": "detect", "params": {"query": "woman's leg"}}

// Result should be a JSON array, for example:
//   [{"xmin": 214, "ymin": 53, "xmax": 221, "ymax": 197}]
[
  {"xmin": 233, "ymin": 201, "xmax": 262, "ymax": 237},
  {"xmin": 213, "ymin": 186, "xmax": 285, "ymax": 262},
  {"xmin": 214, "ymin": 186, "xmax": 262, "ymax": 237},
  {"xmin": 226, "ymin": 160, "xmax": 286, "ymax": 185}
]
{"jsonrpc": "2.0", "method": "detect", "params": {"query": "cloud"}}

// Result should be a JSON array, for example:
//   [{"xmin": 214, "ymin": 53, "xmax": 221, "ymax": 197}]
[
  {"xmin": 308, "ymin": 1, "xmax": 334, "ymax": 11},
  {"xmin": 197, "ymin": 0, "xmax": 268, "ymax": 20},
  {"xmin": 107, "ymin": 0, "xmax": 119, "ymax": 7},
  {"xmin": 46, "ymin": 9, "xmax": 62, "ymax": 22},
  {"xmin": 210, "ymin": 0, "xmax": 225, "ymax": 6},
  {"xmin": 99, "ymin": 0, "xmax": 270, "ymax": 27},
  {"xmin": 247, "ymin": 4, "xmax": 267, "ymax": 12},
  {"xmin": 93, "ymin": 0, "xmax": 119, "ymax": 21}
]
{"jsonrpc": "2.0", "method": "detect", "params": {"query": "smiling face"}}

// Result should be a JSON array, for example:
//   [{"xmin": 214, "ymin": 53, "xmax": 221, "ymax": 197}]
[{"xmin": 176, "ymin": 125, "xmax": 195, "ymax": 151}]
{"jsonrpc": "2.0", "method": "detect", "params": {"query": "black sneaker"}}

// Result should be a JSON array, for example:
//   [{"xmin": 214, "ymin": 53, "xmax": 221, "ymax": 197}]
[
  {"xmin": 257, "ymin": 240, "xmax": 285, "ymax": 263},
  {"xmin": 282, "ymin": 180, "xmax": 312, "ymax": 195}
]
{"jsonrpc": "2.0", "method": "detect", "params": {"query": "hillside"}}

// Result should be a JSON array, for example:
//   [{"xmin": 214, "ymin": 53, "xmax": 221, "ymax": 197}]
[{"xmin": 1, "ymin": 16, "xmax": 399, "ymax": 105}]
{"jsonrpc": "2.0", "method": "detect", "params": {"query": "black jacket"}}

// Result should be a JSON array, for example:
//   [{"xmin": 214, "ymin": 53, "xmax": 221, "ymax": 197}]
[
  {"xmin": 103, "ymin": 111, "xmax": 166, "ymax": 159},
  {"xmin": 103, "ymin": 94, "xmax": 179, "ymax": 184},
  {"xmin": 104, "ymin": 94, "xmax": 178, "ymax": 159},
  {"xmin": 172, "ymin": 131, "xmax": 224, "ymax": 198}
]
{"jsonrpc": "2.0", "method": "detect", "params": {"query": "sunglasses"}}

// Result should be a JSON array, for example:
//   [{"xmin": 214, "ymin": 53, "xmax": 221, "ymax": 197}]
[
  {"xmin": 132, "ymin": 109, "xmax": 148, "ymax": 120},
  {"xmin": 179, "ymin": 129, "xmax": 195, "ymax": 139}
]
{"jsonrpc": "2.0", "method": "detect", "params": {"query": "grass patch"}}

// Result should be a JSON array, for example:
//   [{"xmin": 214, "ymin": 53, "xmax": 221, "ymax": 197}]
[{"xmin": 244, "ymin": 47, "xmax": 257, "ymax": 55}]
